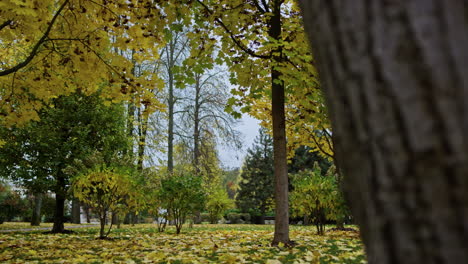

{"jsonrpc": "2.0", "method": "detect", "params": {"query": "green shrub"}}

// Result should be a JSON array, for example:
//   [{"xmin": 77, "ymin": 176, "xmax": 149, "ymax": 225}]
[
  {"xmin": 205, "ymin": 188, "xmax": 234, "ymax": 224},
  {"xmin": 240, "ymin": 213, "xmax": 251, "ymax": 223},
  {"xmin": 290, "ymin": 163, "xmax": 348, "ymax": 235},
  {"xmin": 157, "ymin": 172, "xmax": 205, "ymax": 234},
  {"xmin": 227, "ymin": 213, "xmax": 242, "ymax": 224}
]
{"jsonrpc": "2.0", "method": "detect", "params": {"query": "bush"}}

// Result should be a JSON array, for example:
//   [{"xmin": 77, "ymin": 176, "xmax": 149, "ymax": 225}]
[
  {"xmin": 157, "ymin": 172, "xmax": 205, "ymax": 234},
  {"xmin": 290, "ymin": 163, "xmax": 347, "ymax": 235},
  {"xmin": 73, "ymin": 166, "xmax": 143, "ymax": 238},
  {"xmin": 240, "ymin": 213, "xmax": 251, "ymax": 223},
  {"xmin": 227, "ymin": 213, "xmax": 242, "ymax": 224},
  {"xmin": 205, "ymin": 188, "xmax": 234, "ymax": 224}
]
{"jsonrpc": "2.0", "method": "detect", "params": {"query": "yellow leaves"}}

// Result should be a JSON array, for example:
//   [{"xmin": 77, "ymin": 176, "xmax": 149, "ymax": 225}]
[
  {"xmin": 0, "ymin": 224, "xmax": 366, "ymax": 263},
  {"xmin": 144, "ymin": 251, "xmax": 166, "ymax": 262},
  {"xmin": 302, "ymin": 250, "xmax": 321, "ymax": 264},
  {"xmin": 0, "ymin": 0, "xmax": 171, "ymax": 126},
  {"xmin": 266, "ymin": 259, "xmax": 282, "ymax": 264}
]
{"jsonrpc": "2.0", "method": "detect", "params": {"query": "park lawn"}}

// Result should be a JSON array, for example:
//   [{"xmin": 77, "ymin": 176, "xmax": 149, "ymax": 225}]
[{"xmin": 0, "ymin": 224, "xmax": 366, "ymax": 263}]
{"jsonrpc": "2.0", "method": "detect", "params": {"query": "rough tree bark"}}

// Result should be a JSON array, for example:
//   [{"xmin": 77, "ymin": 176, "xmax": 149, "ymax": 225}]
[{"xmin": 299, "ymin": 1, "xmax": 468, "ymax": 263}]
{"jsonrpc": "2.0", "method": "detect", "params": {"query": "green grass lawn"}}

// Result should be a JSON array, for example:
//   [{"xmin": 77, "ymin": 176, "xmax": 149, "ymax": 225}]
[{"xmin": 0, "ymin": 224, "xmax": 366, "ymax": 263}]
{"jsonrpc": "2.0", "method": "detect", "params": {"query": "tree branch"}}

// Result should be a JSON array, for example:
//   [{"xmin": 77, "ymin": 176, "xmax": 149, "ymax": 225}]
[
  {"xmin": 0, "ymin": 0, "xmax": 70, "ymax": 76},
  {"xmin": 251, "ymin": 0, "xmax": 266, "ymax": 13},
  {"xmin": 309, "ymin": 129, "xmax": 334, "ymax": 159},
  {"xmin": 0, "ymin": 20, "xmax": 12, "ymax": 31},
  {"xmin": 260, "ymin": 0, "xmax": 270, "ymax": 12},
  {"xmin": 195, "ymin": 0, "xmax": 270, "ymax": 59}
]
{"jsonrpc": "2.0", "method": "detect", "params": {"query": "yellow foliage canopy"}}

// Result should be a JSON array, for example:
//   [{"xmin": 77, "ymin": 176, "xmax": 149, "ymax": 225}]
[{"xmin": 0, "ymin": 0, "xmax": 187, "ymax": 126}]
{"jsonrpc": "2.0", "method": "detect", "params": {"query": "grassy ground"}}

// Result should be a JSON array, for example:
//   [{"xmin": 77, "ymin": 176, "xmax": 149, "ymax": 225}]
[
  {"xmin": 0, "ymin": 222, "xmax": 97, "ymax": 231},
  {"xmin": 0, "ymin": 223, "xmax": 366, "ymax": 263}
]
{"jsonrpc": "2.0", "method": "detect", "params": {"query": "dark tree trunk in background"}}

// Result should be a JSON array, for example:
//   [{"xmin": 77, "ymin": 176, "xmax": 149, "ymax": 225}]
[
  {"xmin": 84, "ymin": 205, "xmax": 91, "ymax": 223},
  {"xmin": 31, "ymin": 193, "xmax": 42, "ymax": 226},
  {"xmin": 52, "ymin": 174, "xmax": 66, "ymax": 233},
  {"xmin": 71, "ymin": 199, "xmax": 81, "ymax": 224},
  {"xmin": 124, "ymin": 213, "xmax": 131, "ymax": 225},
  {"xmin": 51, "ymin": 193, "xmax": 65, "ymax": 233},
  {"xmin": 299, "ymin": 1, "xmax": 468, "ymax": 263}
]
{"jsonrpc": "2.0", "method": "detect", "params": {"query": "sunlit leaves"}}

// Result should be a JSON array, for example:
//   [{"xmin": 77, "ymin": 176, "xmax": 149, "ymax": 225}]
[
  {"xmin": 188, "ymin": 0, "xmax": 332, "ymax": 159},
  {"xmin": 0, "ymin": 0, "xmax": 174, "ymax": 126},
  {"xmin": 0, "ymin": 224, "xmax": 366, "ymax": 263},
  {"xmin": 72, "ymin": 166, "xmax": 143, "ymax": 237}
]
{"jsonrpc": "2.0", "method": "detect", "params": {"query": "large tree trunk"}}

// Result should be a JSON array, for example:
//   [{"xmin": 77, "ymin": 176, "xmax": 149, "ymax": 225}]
[
  {"xmin": 270, "ymin": 0, "xmax": 290, "ymax": 246},
  {"xmin": 71, "ymin": 198, "xmax": 81, "ymax": 224},
  {"xmin": 51, "ymin": 173, "xmax": 67, "ymax": 233},
  {"xmin": 31, "ymin": 193, "xmax": 42, "ymax": 226},
  {"xmin": 51, "ymin": 193, "xmax": 66, "ymax": 233},
  {"xmin": 299, "ymin": 1, "xmax": 468, "ymax": 263}
]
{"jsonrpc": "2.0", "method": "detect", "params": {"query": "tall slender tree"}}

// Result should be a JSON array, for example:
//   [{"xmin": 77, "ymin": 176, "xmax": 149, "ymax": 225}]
[
  {"xmin": 190, "ymin": 0, "xmax": 314, "ymax": 245},
  {"xmin": 161, "ymin": 26, "xmax": 190, "ymax": 173},
  {"xmin": 178, "ymin": 68, "xmax": 241, "ymax": 174}
]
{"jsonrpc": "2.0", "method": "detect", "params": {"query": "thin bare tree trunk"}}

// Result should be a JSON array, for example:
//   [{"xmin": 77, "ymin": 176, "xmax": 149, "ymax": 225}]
[
  {"xmin": 166, "ymin": 39, "xmax": 176, "ymax": 173},
  {"xmin": 193, "ymin": 74, "xmax": 201, "ymax": 174},
  {"xmin": 300, "ymin": 1, "xmax": 468, "ymax": 263},
  {"xmin": 137, "ymin": 106, "xmax": 149, "ymax": 172}
]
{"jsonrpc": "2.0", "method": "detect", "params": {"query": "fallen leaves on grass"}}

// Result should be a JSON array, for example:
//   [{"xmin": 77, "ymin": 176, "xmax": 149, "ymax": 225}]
[
  {"xmin": 0, "ymin": 224, "xmax": 366, "ymax": 263},
  {"xmin": 0, "ymin": 222, "xmax": 96, "ymax": 231}
]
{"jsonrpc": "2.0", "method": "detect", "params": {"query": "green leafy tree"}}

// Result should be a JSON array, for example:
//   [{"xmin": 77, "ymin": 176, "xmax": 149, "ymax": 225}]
[
  {"xmin": 205, "ymin": 187, "xmax": 234, "ymax": 224},
  {"xmin": 157, "ymin": 171, "xmax": 205, "ymax": 234},
  {"xmin": 236, "ymin": 129, "xmax": 274, "ymax": 224},
  {"xmin": 0, "ymin": 93, "xmax": 129, "ymax": 233},
  {"xmin": 289, "ymin": 146, "xmax": 332, "ymax": 175},
  {"xmin": 72, "ymin": 166, "xmax": 142, "ymax": 239}
]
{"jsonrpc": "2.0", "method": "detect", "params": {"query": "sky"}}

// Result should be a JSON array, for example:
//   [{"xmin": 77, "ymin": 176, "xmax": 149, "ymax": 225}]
[{"xmin": 218, "ymin": 114, "xmax": 260, "ymax": 169}]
